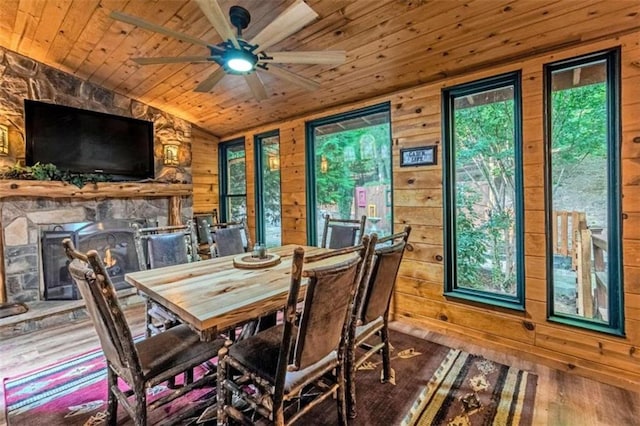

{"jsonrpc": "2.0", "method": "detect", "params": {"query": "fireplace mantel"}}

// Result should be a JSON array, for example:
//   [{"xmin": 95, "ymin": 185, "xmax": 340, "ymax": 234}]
[
  {"xmin": 0, "ymin": 180, "xmax": 191, "ymax": 199},
  {"xmin": 0, "ymin": 179, "xmax": 193, "ymax": 303}
]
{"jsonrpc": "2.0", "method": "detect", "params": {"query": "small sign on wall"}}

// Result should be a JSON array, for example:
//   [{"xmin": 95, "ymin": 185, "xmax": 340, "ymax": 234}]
[
  {"xmin": 400, "ymin": 145, "xmax": 437, "ymax": 167},
  {"xmin": 356, "ymin": 187, "xmax": 366, "ymax": 207}
]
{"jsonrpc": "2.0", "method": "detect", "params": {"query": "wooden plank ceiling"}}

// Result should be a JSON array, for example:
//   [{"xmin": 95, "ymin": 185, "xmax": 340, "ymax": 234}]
[{"xmin": 0, "ymin": 0, "xmax": 638, "ymax": 137}]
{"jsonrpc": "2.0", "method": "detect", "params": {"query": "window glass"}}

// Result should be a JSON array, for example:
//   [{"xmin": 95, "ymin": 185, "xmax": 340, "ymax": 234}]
[
  {"xmin": 220, "ymin": 140, "xmax": 246, "ymax": 222},
  {"xmin": 546, "ymin": 50, "xmax": 622, "ymax": 333},
  {"xmin": 255, "ymin": 132, "xmax": 282, "ymax": 247},
  {"xmin": 306, "ymin": 104, "xmax": 392, "ymax": 245},
  {"xmin": 443, "ymin": 72, "xmax": 524, "ymax": 308}
]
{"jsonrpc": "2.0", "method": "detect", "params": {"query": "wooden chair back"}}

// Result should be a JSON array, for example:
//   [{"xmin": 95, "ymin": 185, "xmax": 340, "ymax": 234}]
[
  {"xmin": 134, "ymin": 221, "xmax": 198, "ymax": 269},
  {"xmin": 289, "ymin": 237, "xmax": 371, "ymax": 372},
  {"xmin": 321, "ymin": 214, "xmax": 367, "ymax": 249},
  {"xmin": 209, "ymin": 220, "xmax": 252, "ymax": 257},
  {"xmin": 357, "ymin": 226, "xmax": 411, "ymax": 325},
  {"xmin": 63, "ymin": 238, "xmax": 142, "ymax": 385},
  {"xmin": 194, "ymin": 213, "xmax": 215, "ymax": 245}
]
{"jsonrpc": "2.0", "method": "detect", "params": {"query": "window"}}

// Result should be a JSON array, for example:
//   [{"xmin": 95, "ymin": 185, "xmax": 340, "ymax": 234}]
[
  {"xmin": 254, "ymin": 131, "xmax": 282, "ymax": 247},
  {"xmin": 306, "ymin": 103, "xmax": 392, "ymax": 245},
  {"xmin": 442, "ymin": 72, "xmax": 525, "ymax": 309},
  {"xmin": 544, "ymin": 49, "xmax": 623, "ymax": 334},
  {"xmin": 219, "ymin": 138, "xmax": 247, "ymax": 222}
]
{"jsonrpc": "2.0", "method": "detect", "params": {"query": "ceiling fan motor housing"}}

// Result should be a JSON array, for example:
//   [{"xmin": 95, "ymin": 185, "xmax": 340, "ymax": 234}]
[{"xmin": 229, "ymin": 6, "xmax": 251, "ymax": 34}]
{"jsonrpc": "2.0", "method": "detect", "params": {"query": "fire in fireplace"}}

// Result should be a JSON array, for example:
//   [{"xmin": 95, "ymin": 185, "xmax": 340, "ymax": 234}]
[{"xmin": 41, "ymin": 220, "xmax": 145, "ymax": 300}]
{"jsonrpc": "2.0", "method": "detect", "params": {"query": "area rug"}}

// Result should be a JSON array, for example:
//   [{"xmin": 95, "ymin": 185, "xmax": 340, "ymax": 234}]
[
  {"xmin": 300, "ymin": 332, "xmax": 538, "ymax": 426},
  {"xmin": 3, "ymin": 343, "xmax": 215, "ymax": 426},
  {"xmin": 401, "ymin": 349, "xmax": 538, "ymax": 426},
  {"xmin": 3, "ymin": 331, "xmax": 537, "ymax": 426}
]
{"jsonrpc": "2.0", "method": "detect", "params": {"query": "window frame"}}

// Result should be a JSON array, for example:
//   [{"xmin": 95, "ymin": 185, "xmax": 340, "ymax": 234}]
[
  {"xmin": 305, "ymin": 102, "xmax": 392, "ymax": 246},
  {"xmin": 543, "ymin": 48, "xmax": 624, "ymax": 335},
  {"xmin": 218, "ymin": 137, "xmax": 247, "ymax": 223},
  {"xmin": 442, "ymin": 71, "xmax": 526, "ymax": 310},
  {"xmin": 254, "ymin": 129, "xmax": 282, "ymax": 247}
]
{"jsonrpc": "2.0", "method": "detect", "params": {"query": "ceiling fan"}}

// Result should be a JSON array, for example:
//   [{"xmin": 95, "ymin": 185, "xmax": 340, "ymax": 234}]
[{"xmin": 110, "ymin": 0, "xmax": 346, "ymax": 101}]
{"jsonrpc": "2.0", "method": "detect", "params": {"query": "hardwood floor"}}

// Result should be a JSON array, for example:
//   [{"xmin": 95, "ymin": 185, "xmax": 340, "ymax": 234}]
[{"xmin": 1, "ymin": 306, "xmax": 639, "ymax": 426}]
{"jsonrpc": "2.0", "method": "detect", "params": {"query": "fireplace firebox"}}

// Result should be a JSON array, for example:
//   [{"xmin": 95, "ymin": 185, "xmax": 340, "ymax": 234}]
[{"xmin": 41, "ymin": 220, "xmax": 146, "ymax": 300}]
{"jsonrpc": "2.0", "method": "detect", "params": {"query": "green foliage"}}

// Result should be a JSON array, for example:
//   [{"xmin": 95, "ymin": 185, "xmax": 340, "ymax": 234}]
[
  {"xmin": 227, "ymin": 148, "xmax": 246, "ymax": 195},
  {"xmin": 453, "ymin": 97, "xmax": 516, "ymax": 293},
  {"xmin": 453, "ymin": 81, "xmax": 605, "ymax": 293},
  {"xmin": 315, "ymin": 123, "xmax": 390, "ymax": 219},
  {"xmin": 0, "ymin": 162, "xmax": 111, "ymax": 188},
  {"xmin": 224, "ymin": 146, "xmax": 247, "ymax": 220},
  {"xmin": 551, "ymin": 83, "xmax": 607, "ymax": 189},
  {"xmin": 315, "ymin": 136, "xmax": 354, "ymax": 218},
  {"xmin": 260, "ymin": 140, "xmax": 281, "ymax": 227},
  {"xmin": 455, "ymin": 185, "xmax": 487, "ymax": 287}
]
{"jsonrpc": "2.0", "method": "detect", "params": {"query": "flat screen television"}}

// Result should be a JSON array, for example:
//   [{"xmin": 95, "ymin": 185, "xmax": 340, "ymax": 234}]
[{"xmin": 25, "ymin": 100, "xmax": 155, "ymax": 181}]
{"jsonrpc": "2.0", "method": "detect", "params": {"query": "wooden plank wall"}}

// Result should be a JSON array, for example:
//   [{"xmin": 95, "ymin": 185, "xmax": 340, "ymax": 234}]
[
  {"xmin": 233, "ymin": 125, "xmax": 308, "ymax": 246},
  {"xmin": 210, "ymin": 32, "xmax": 640, "ymax": 391},
  {"xmin": 191, "ymin": 126, "xmax": 219, "ymax": 214}
]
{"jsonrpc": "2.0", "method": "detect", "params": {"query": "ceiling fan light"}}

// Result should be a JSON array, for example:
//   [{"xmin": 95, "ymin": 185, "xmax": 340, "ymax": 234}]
[
  {"xmin": 228, "ymin": 58, "xmax": 253, "ymax": 72},
  {"xmin": 223, "ymin": 48, "xmax": 257, "ymax": 74}
]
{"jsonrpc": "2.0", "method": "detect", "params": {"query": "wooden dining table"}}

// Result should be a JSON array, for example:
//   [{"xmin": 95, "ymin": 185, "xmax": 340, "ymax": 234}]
[{"xmin": 124, "ymin": 245, "xmax": 351, "ymax": 341}]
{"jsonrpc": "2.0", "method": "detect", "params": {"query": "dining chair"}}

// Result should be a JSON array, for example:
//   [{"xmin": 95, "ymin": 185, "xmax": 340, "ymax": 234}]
[
  {"xmin": 209, "ymin": 219, "xmax": 252, "ymax": 257},
  {"xmin": 194, "ymin": 211, "xmax": 218, "ymax": 259},
  {"xmin": 346, "ymin": 226, "xmax": 411, "ymax": 418},
  {"xmin": 216, "ymin": 237, "xmax": 373, "ymax": 426},
  {"xmin": 134, "ymin": 222, "xmax": 198, "ymax": 337},
  {"xmin": 63, "ymin": 238, "xmax": 224, "ymax": 426},
  {"xmin": 320, "ymin": 214, "xmax": 367, "ymax": 249}
]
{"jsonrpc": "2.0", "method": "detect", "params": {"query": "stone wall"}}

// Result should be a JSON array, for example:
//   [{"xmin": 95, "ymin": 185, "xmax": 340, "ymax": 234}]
[
  {"xmin": 0, "ymin": 45, "xmax": 201, "ymax": 303},
  {"xmin": 3, "ymin": 196, "xmax": 192, "ymax": 303},
  {"xmin": 0, "ymin": 46, "xmax": 192, "ymax": 183}
]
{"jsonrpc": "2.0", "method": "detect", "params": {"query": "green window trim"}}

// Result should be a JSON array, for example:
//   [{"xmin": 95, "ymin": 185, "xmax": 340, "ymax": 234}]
[
  {"xmin": 254, "ymin": 130, "xmax": 282, "ymax": 247},
  {"xmin": 442, "ymin": 71, "xmax": 526, "ymax": 311},
  {"xmin": 219, "ymin": 137, "xmax": 246, "ymax": 223},
  {"xmin": 305, "ymin": 102, "xmax": 392, "ymax": 246},
  {"xmin": 543, "ymin": 48, "xmax": 624, "ymax": 336}
]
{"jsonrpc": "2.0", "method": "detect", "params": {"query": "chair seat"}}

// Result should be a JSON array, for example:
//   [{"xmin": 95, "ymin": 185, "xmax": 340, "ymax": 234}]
[
  {"xmin": 136, "ymin": 324, "xmax": 223, "ymax": 382},
  {"xmin": 229, "ymin": 324, "xmax": 338, "ymax": 394}
]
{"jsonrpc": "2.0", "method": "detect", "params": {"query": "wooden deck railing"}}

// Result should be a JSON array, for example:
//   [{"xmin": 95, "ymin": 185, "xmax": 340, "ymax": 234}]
[
  {"xmin": 552, "ymin": 210, "xmax": 596, "ymax": 318},
  {"xmin": 591, "ymin": 229, "xmax": 608, "ymax": 321}
]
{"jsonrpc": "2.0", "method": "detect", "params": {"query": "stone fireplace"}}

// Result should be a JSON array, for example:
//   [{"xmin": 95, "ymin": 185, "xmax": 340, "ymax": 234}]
[
  {"xmin": 0, "ymin": 182, "xmax": 192, "ymax": 304},
  {"xmin": 40, "ymin": 219, "xmax": 145, "ymax": 300}
]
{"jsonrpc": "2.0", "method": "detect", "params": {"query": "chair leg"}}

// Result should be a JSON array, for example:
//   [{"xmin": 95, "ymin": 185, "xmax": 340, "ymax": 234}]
[
  {"xmin": 134, "ymin": 384, "xmax": 147, "ymax": 426},
  {"xmin": 380, "ymin": 323, "xmax": 392, "ymax": 383},
  {"xmin": 106, "ymin": 365, "xmax": 118, "ymax": 426},
  {"xmin": 274, "ymin": 407, "xmax": 285, "ymax": 426},
  {"xmin": 144, "ymin": 299, "xmax": 152, "ymax": 338},
  {"xmin": 336, "ymin": 363, "xmax": 348, "ymax": 426},
  {"xmin": 217, "ymin": 340, "xmax": 232, "ymax": 426},
  {"xmin": 166, "ymin": 377, "xmax": 177, "ymax": 389},
  {"xmin": 346, "ymin": 343, "xmax": 357, "ymax": 419}
]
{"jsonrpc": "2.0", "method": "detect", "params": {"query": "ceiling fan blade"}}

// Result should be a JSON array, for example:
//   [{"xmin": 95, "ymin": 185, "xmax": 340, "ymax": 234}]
[
  {"xmin": 244, "ymin": 73, "xmax": 268, "ymax": 101},
  {"xmin": 133, "ymin": 56, "xmax": 214, "ymax": 65},
  {"xmin": 110, "ymin": 11, "xmax": 212, "ymax": 48},
  {"xmin": 195, "ymin": 0, "xmax": 240, "ymax": 49},
  {"xmin": 194, "ymin": 67, "xmax": 227, "ymax": 93},
  {"xmin": 250, "ymin": 0, "xmax": 318, "ymax": 52},
  {"xmin": 263, "ymin": 65, "xmax": 320, "ymax": 91},
  {"xmin": 260, "ymin": 51, "xmax": 345, "ymax": 65}
]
